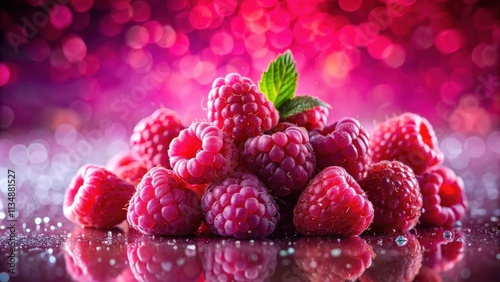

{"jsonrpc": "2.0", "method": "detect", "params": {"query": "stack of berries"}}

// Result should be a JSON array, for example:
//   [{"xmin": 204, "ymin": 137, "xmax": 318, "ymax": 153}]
[{"xmin": 63, "ymin": 51, "xmax": 468, "ymax": 238}]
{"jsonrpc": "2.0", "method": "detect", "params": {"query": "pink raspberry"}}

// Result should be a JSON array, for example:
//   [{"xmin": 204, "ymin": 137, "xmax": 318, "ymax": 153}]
[
  {"xmin": 106, "ymin": 151, "xmax": 148, "ymax": 186},
  {"xmin": 127, "ymin": 239, "xmax": 202, "ymax": 282},
  {"xmin": 418, "ymin": 166, "xmax": 468, "ymax": 227},
  {"xmin": 130, "ymin": 108, "xmax": 185, "ymax": 169},
  {"xmin": 293, "ymin": 166, "xmax": 374, "ymax": 237},
  {"xmin": 168, "ymin": 121, "xmax": 238, "ymax": 184},
  {"xmin": 309, "ymin": 117, "xmax": 371, "ymax": 180},
  {"xmin": 126, "ymin": 167, "xmax": 202, "ymax": 236},
  {"xmin": 207, "ymin": 73, "xmax": 280, "ymax": 144},
  {"xmin": 284, "ymin": 104, "xmax": 329, "ymax": 130},
  {"xmin": 359, "ymin": 160, "xmax": 423, "ymax": 233},
  {"xmin": 370, "ymin": 113, "xmax": 443, "ymax": 175},
  {"xmin": 200, "ymin": 239, "xmax": 278, "ymax": 282},
  {"xmin": 241, "ymin": 122, "xmax": 316, "ymax": 197},
  {"xmin": 200, "ymin": 172, "xmax": 280, "ymax": 239},
  {"xmin": 63, "ymin": 165, "xmax": 135, "ymax": 228}
]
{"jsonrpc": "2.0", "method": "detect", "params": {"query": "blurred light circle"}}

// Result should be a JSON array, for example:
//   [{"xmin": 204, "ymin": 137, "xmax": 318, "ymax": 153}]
[
  {"xmin": 411, "ymin": 26, "xmax": 433, "ymax": 49},
  {"xmin": 368, "ymin": 7, "xmax": 392, "ymax": 30},
  {"xmin": 0, "ymin": 106, "xmax": 14, "ymax": 128},
  {"xmin": 210, "ymin": 31, "xmax": 234, "ymax": 55},
  {"xmin": 435, "ymin": 29, "xmax": 464, "ymax": 54},
  {"xmin": 472, "ymin": 8, "xmax": 496, "ymax": 30},
  {"xmin": 464, "ymin": 136, "xmax": 486, "ymax": 158},
  {"xmin": 156, "ymin": 25, "xmax": 176, "ymax": 48},
  {"xmin": 125, "ymin": 25, "xmax": 149, "ymax": 49},
  {"xmin": 0, "ymin": 64, "xmax": 10, "ymax": 86},
  {"xmin": 28, "ymin": 143, "xmax": 48, "ymax": 164},
  {"xmin": 111, "ymin": 1, "xmax": 133, "ymax": 24},
  {"xmin": 69, "ymin": 101, "xmax": 93, "ymax": 122},
  {"xmin": 50, "ymin": 48, "xmax": 72, "ymax": 70},
  {"xmin": 50, "ymin": 5, "xmax": 73, "ymax": 29},
  {"xmin": 372, "ymin": 84, "xmax": 395, "ymax": 105},
  {"xmin": 131, "ymin": 1, "xmax": 151, "ymax": 22},
  {"xmin": 382, "ymin": 44, "xmax": 406, "ymax": 68},
  {"xmin": 267, "ymin": 29, "xmax": 293, "ymax": 50},
  {"xmin": 486, "ymin": 132, "xmax": 500, "ymax": 153},
  {"xmin": 169, "ymin": 33, "xmax": 190, "ymax": 56},
  {"xmin": 26, "ymin": 38, "xmax": 51, "ymax": 62},
  {"xmin": 126, "ymin": 49, "xmax": 152, "ymax": 69},
  {"xmin": 78, "ymin": 54, "xmax": 100, "ymax": 76},
  {"xmin": 368, "ymin": 36, "xmax": 392, "ymax": 60},
  {"xmin": 143, "ymin": 21, "xmax": 164, "ymax": 43},
  {"xmin": 213, "ymin": 0, "xmax": 237, "ymax": 17},
  {"xmin": 189, "ymin": 5, "xmax": 213, "ymax": 30},
  {"xmin": 194, "ymin": 61, "xmax": 216, "ymax": 85},
  {"xmin": 323, "ymin": 52, "xmax": 351, "ymax": 78},
  {"xmin": 339, "ymin": 0, "xmax": 362, "ymax": 12},
  {"xmin": 55, "ymin": 124, "xmax": 77, "ymax": 147},
  {"xmin": 441, "ymin": 137, "xmax": 463, "ymax": 159},
  {"xmin": 450, "ymin": 152, "xmax": 470, "ymax": 170},
  {"xmin": 99, "ymin": 15, "xmax": 123, "ymax": 37},
  {"xmin": 9, "ymin": 144, "xmax": 29, "ymax": 166},
  {"xmin": 62, "ymin": 35, "xmax": 87, "ymax": 63},
  {"xmin": 226, "ymin": 57, "xmax": 250, "ymax": 76},
  {"xmin": 257, "ymin": 0, "xmax": 278, "ymax": 8},
  {"xmin": 70, "ymin": 0, "xmax": 94, "ymax": 12},
  {"xmin": 440, "ymin": 81, "xmax": 463, "ymax": 105}
]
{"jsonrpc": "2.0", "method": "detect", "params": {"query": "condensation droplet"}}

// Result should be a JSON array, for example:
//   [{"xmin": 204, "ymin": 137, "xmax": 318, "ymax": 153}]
[
  {"xmin": 443, "ymin": 230, "xmax": 453, "ymax": 241},
  {"xmin": 331, "ymin": 248, "xmax": 342, "ymax": 257},
  {"xmin": 395, "ymin": 235, "xmax": 408, "ymax": 246}
]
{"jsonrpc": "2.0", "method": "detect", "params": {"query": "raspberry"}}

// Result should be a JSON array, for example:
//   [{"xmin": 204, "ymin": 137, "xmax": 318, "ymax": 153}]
[
  {"xmin": 106, "ymin": 151, "xmax": 148, "ymax": 186},
  {"xmin": 359, "ymin": 234, "xmax": 423, "ymax": 282},
  {"xmin": 63, "ymin": 165, "xmax": 135, "ymax": 228},
  {"xmin": 207, "ymin": 73, "xmax": 280, "ymax": 144},
  {"xmin": 359, "ymin": 160, "xmax": 423, "ymax": 233},
  {"xmin": 284, "ymin": 104, "xmax": 329, "ymax": 130},
  {"xmin": 294, "ymin": 237, "xmax": 374, "ymax": 282},
  {"xmin": 127, "ymin": 239, "xmax": 202, "ymax": 282},
  {"xmin": 241, "ymin": 122, "xmax": 316, "ymax": 197},
  {"xmin": 293, "ymin": 166, "xmax": 374, "ymax": 236},
  {"xmin": 309, "ymin": 117, "xmax": 371, "ymax": 180},
  {"xmin": 200, "ymin": 239, "xmax": 278, "ymax": 282},
  {"xmin": 370, "ymin": 113, "xmax": 443, "ymax": 175},
  {"xmin": 168, "ymin": 121, "xmax": 238, "ymax": 184},
  {"xmin": 419, "ymin": 229, "xmax": 465, "ymax": 272},
  {"xmin": 64, "ymin": 228, "xmax": 127, "ymax": 282},
  {"xmin": 127, "ymin": 167, "xmax": 202, "ymax": 236},
  {"xmin": 130, "ymin": 108, "xmax": 185, "ymax": 169},
  {"xmin": 418, "ymin": 166, "xmax": 468, "ymax": 227},
  {"xmin": 200, "ymin": 172, "xmax": 280, "ymax": 239}
]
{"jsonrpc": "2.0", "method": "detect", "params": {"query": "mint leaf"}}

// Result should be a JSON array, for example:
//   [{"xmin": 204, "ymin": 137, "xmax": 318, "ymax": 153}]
[
  {"xmin": 278, "ymin": 96, "xmax": 331, "ymax": 119},
  {"xmin": 259, "ymin": 50, "xmax": 298, "ymax": 109}
]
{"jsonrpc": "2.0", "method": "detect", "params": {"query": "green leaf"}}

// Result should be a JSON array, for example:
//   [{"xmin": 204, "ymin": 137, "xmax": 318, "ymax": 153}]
[
  {"xmin": 278, "ymin": 96, "xmax": 331, "ymax": 119},
  {"xmin": 259, "ymin": 50, "xmax": 298, "ymax": 109}
]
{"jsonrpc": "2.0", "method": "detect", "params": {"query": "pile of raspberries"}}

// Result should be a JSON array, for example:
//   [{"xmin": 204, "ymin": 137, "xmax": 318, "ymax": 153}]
[{"xmin": 63, "ymin": 71, "xmax": 468, "ymax": 239}]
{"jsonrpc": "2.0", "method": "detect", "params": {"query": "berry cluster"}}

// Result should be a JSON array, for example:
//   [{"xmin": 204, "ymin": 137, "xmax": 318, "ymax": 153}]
[{"xmin": 63, "ymin": 51, "xmax": 468, "ymax": 238}]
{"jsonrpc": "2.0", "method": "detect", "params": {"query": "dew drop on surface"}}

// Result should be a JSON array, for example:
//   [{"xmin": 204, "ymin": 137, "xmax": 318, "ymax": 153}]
[
  {"xmin": 395, "ymin": 235, "xmax": 408, "ymax": 246},
  {"xmin": 43, "ymin": 217, "xmax": 50, "ymax": 223},
  {"xmin": 287, "ymin": 247, "xmax": 295, "ymax": 254},
  {"xmin": 161, "ymin": 261, "xmax": 173, "ymax": 272},
  {"xmin": 443, "ymin": 230, "xmax": 453, "ymax": 241},
  {"xmin": 49, "ymin": 256, "xmax": 56, "ymax": 264},
  {"xmin": 331, "ymin": 248, "xmax": 342, "ymax": 257},
  {"xmin": 35, "ymin": 217, "xmax": 42, "ymax": 225},
  {"xmin": 109, "ymin": 259, "xmax": 115, "ymax": 266}
]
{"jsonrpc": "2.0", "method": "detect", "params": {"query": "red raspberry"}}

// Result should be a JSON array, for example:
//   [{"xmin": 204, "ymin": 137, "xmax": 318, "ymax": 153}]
[
  {"xmin": 130, "ymin": 108, "xmax": 185, "ymax": 169},
  {"xmin": 126, "ymin": 167, "xmax": 202, "ymax": 236},
  {"xmin": 293, "ymin": 166, "xmax": 374, "ymax": 236},
  {"xmin": 106, "ymin": 151, "xmax": 148, "ymax": 186},
  {"xmin": 370, "ymin": 113, "xmax": 443, "ymax": 175},
  {"xmin": 168, "ymin": 121, "xmax": 238, "ymax": 184},
  {"xmin": 359, "ymin": 160, "xmax": 423, "ymax": 233},
  {"xmin": 284, "ymin": 104, "xmax": 329, "ymax": 130},
  {"xmin": 200, "ymin": 239, "xmax": 278, "ymax": 282},
  {"xmin": 241, "ymin": 122, "xmax": 316, "ymax": 197},
  {"xmin": 419, "ymin": 229, "xmax": 465, "ymax": 272},
  {"xmin": 63, "ymin": 165, "xmax": 135, "ymax": 228},
  {"xmin": 294, "ymin": 237, "xmax": 374, "ymax": 282},
  {"xmin": 359, "ymin": 234, "xmax": 423, "ymax": 282},
  {"xmin": 64, "ymin": 228, "xmax": 127, "ymax": 282},
  {"xmin": 200, "ymin": 172, "xmax": 280, "ymax": 239},
  {"xmin": 207, "ymin": 73, "xmax": 279, "ymax": 144},
  {"xmin": 127, "ymin": 238, "xmax": 202, "ymax": 282},
  {"xmin": 309, "ymin": 117, "xmax": 371, "ymax": 180},
  {"xmin": 418, "ymin": 166, "xmax": 468, "ymax": 227}
]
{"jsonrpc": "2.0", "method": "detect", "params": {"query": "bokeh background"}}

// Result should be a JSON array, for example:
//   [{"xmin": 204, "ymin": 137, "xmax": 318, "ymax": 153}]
[{"xmin": 0, "ymin": 0, "xmax": 499, "ymax": 225}]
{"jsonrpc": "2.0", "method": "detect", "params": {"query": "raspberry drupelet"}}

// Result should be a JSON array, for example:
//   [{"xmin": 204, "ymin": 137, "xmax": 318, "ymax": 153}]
[{"xmin": 284, "ymin": 104, "xmax": 329, "ymax": 131}]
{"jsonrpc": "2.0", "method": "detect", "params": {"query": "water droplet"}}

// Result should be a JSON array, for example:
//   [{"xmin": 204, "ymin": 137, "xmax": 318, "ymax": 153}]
[
  {"xmin": 96, "ymin": 246, "xmax": 102, "ymax": 251},
  {"xmin": 43, "ymin": 217, "xmax": 50, "ymax": 223},
  {"xmin": 35, "ymin": 217, "xmax": 42, "ymax": 225},
  {"xmin": 279, "ymin": 250, "xmax": 288, "ymax": 257},
  {"xmin": 176, "ymin": 258, "xmax": 185, "ymax": 266},
  {"xmin": 161, "ymin": 261, "xmax": 172, "ymax": 272},
  {"xmin": 49, "ymin": 256, "xmax": 56, "ymax": 264},
  {"xmin": 287, "ymin": 247, "xmax": 295, "ymax": 254},
  {"xmin": 453, "ymin": 220, "xmax": 463, "ymax": 227},
  {"xmin": 496, "ymin": 253, "xmax": 500, "ymax": 260},
  {"xmin": 460, "ymin": 268, "xmax": 471, "ymax": 279},
  {"xmin": 395, "ymin": 235, "xmax": 408, "ymax": 246},
  {"xmin": 57, "ymin": 222, "xmax": 63, "ymax": 227},
  {"xmin": 491, "ymin": 216, "xmax": 499, "ymax": 222},
  {"xmin": 345, "ymin": 263, "xmax": 352, "ymax": 269},
  {"xmin": 443, "ymin": 230, "xmax": 453, "ymax": 241},
  {"xmin": 309, "ymin": 260, "xmax": 318, "ymax": 268},
  {"xmin": 331, "ymin": 248, "xmax": 342, "ymax": 257},
  {"xmin": 109, "ymin": 259, "xmax": 115, "ymax": 266}
]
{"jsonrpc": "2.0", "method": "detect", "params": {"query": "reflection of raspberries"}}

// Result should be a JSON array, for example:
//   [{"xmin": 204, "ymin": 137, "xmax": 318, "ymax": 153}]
[
  {"xmin": 293, "ymin": 166, "xmax": 374, "ymax": 236},
  {"xmin": 200, "ymin": 239, "xmax": 278, "ymax": 282},
  {"xmin": 207, "ymin": 73, "xmax": 280, "ymax": 144},
  {"xmin": 360, "ymin": 234, "xmax": 423, "ymax": 282},
  {"xmin": 168, "ymin": 122, "xmax": 238, "ymax": 184},
  {"xmin": 284, "ymin": 104, "xmax": 329, "ymax": 130},
  {"xmin": 63, "ymin": 165, "xmax": 135, "ymax": 228},
  {"xmin": 418, "ymin": 166, "xmax": 468, "ymax": 227},
  {"xmin": 359, "ymin": 160, "xmax": 422, "ymax": 233},
  {"xmin": 294, "ymin": 236, "xmax": 374, "ymax": 282},
  {"xmin": 241, "ymin": 122, "xmax": 316, "ymax": 197},
  {"xmin": 370, "ymin": 113, "xmax": 443, "ymax": 175},
  {"xmin": 127, "ymin": 167, "xmax": 202, "ymax": 236},
  {"xmin": 64, "ymin": 228, "xmax": 127, "ymax": 282},
  {"xmin": 309, "ymin": 117, "xmax": 371, "ymax": 180},
  {"xmin": 127, "ymin": 239, "xmax": 202, "ymax": 282},
  {"xmin": 106, "ymin": 151, "xmax": 148, "ymax": 186},
  {"xmin": 419, "ymin": 229, "xmax": 465, "ymax": 272},
  {"xmin": 130, "ymin": 108, "xmax": 185, "ymax": 169},
  {"xmin": 200, "ymin": 172, "xmax": 280, "ymax": 239}
]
